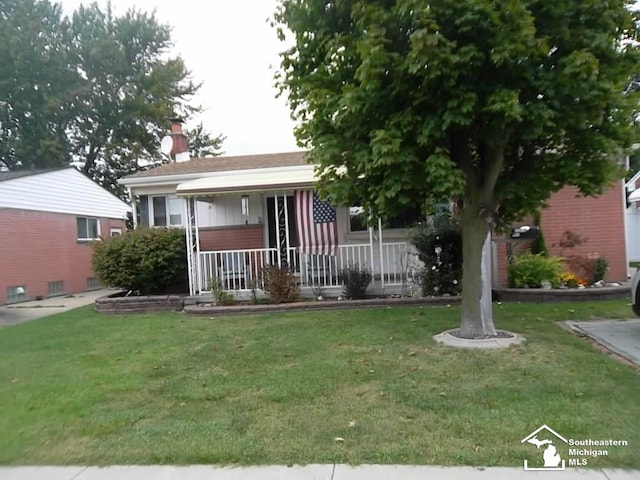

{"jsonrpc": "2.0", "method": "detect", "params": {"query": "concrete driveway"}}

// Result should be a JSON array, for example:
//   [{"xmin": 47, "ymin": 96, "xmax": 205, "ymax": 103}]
[
  {"xmin": 0, "ymin": 289, "xmax": 116, "ymax": 327},
  {"xmin": 567, "ymin": 319, "xmax": 640, "ymax": 367}
]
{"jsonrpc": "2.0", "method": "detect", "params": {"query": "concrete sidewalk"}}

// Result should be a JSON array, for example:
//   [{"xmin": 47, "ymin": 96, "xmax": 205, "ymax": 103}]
[
  {"xmin": 0, "ymin": 289, "xmax": 116, "ymax": 327},
  {"xmin": 567, "ymin": 319, "xmax": 640, "ymax": 367},
  {"xmin": 0, "ymin": 465, "xmax": 639, "ymax": 480}
]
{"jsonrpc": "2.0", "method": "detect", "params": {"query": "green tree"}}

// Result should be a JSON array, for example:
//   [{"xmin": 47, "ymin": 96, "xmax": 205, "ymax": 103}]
[
  {"xmin": 0, "ymin": 0, "xmax": 79, "ymax": 170},
  {"xmin": 68, "ymin": 2, "xmax": 209, "ymax": 198},
  {"xmin": 0, "ymin": 0, "xmax": 224, "ymax": 198},
  {"xmin": 275, "ymin": 0, "xmax": 639, "ymax": 337},
  {"xmin": 187, "ymin": 122, "xmax": 226, "ymax": 158}
]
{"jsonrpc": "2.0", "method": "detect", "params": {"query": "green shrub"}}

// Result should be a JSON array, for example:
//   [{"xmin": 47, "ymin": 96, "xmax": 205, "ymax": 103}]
[
  {"xmin": 262, "ymin": 265, "xmax": 299, "ymax": 304},
  {"xmin": 530, "ymin": 211, "xmax": 549, "ymax": 256},
  {"xmin": 339, "ymin": 264, "xmax": 372, "ymax": 299},
  {"xmin": 508, "ymin": 252, "xmax": 563, "ymax": 288},
  {"xmin": 592, "ymin": 257, "xmax": 609, "ymax": 283},
  {"xmin": 92, "ymin": 227, "xmax": 187, "ymax": 295},
  {"xmin": 210, "ymin": 278, "xmax": 235, "ymax": 306},
  {"xmin": 412, "ymin": 213, "xmax": 462, "ymax": 296}
]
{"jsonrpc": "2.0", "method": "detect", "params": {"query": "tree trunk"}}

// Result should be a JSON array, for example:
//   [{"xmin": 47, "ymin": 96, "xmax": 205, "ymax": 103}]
[{"xmin": 459, "ymin": 206, "xmax": 498, "ymax": 338}]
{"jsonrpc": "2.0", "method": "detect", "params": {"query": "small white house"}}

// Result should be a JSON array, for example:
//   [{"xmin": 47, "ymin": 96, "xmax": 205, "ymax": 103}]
[{"xmin": 119, "ymin": 150, "xmax": 422, "ymax": 297}]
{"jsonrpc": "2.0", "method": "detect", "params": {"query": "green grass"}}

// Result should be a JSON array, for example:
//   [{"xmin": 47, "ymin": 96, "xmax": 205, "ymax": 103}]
[{"xmin": 0, "ymin": 300, "xmax": 638, "ymax": 467}]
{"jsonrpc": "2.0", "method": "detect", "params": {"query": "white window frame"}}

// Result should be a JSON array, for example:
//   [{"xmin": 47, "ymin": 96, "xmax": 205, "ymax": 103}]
[
  {"xmin": 77, "ymin": 217, "xmax": 100, "ymax": 241},
  {"xmin": 148, "ymin": 195, "xmax": 183, "ymax": 227},
  {"xmin": 110, "ymin": 227, "xmax": 123, "ymax": 237}
]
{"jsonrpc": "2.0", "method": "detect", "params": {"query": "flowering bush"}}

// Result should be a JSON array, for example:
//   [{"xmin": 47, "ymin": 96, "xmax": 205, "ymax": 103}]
[
  {"xmin": 412, "ymin": 213, "xmax": 462, "ymax": 296},
  {"xmin": 560, "ymin": 272, "xmax": 587, "ymax": 288}
]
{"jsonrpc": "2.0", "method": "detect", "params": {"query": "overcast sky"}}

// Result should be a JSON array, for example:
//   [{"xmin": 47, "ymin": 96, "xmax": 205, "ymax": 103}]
[{"xmin": 60, "ymin": 0, "xmax": 300, "ymax": 156}]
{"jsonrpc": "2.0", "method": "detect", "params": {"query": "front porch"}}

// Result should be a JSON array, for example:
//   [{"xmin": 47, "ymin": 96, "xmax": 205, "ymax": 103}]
[
  {"xmin": 194, "ymin": 241, "xmax": 420, "ymax": 297},
  {"xmin": 174, "ymin": 163, "xmax": 423, "ymax": 298}
]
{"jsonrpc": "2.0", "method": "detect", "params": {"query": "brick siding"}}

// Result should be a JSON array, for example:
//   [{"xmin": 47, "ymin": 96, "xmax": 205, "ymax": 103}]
[
  {"xmin": 0, "ymin": 208, "xmax": 126, "ymax": 304},
  {"xmin": 495, "ymin": 181, "xmax": 627, "ymax": 286},
  {"xmin": 198, "ymin": 224, "xmax": 264, "ymax": 251}
]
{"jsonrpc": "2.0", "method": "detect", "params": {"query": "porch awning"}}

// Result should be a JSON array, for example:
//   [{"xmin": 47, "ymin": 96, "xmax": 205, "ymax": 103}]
[{"xmin": 175, "ymin": 164, "xmax": 316, "ymax": 196}]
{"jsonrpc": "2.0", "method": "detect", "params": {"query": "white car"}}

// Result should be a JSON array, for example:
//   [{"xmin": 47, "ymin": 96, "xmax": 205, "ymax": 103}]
[{"xmin": 632, "ymin": 269, "xmax": 640, "ymax": 316}]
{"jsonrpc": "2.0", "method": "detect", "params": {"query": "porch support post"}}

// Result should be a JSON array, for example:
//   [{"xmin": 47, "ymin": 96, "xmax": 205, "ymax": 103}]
[
  {"xmin": 184, "ymin": 198, "xmax": 195, "ymax": 296},
  {"xmin": 378, "ymin": 217, "xmax": 384, "ymax": 290},
  {"xmin": 283, "ymin": 193, "xmax": 291, "ymax": 265},
  {"xmin": 275, "ymin": 194, "xmax": 282, "ymax": 267},
  {"xmin": 368, "ymin": 222, "xmax": 375, "ymax": 287},
  {"xmin": 193, "ymin": 198, "xmax": 202, "ymax": 293}
]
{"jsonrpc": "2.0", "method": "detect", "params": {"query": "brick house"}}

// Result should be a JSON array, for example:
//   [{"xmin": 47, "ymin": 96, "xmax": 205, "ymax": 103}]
[
  {"xmin": 0, "ymin": 168, "xmax": 130, "ymax": 304},
  {"xmin": 494, "ymin": 182, "xmax": 628, "ymax": 286},
  {"xmin": 120, "ymin": 122, "xmax": 628, "ymax": 296}
]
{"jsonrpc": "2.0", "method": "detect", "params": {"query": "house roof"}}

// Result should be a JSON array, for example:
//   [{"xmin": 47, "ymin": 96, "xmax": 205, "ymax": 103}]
[
  {"xmin": 0, "ymin": 167, "xmax": 130, "ymax": 219},
  {"xmin": 125, "ymin": 151, "xmax": 308, "ymax": 179}
]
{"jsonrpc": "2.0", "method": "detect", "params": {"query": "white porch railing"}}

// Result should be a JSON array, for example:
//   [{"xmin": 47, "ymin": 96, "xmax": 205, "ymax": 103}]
[{"xmin": 197, "ymin": 242, "xmax": 420, "ymax": 292}]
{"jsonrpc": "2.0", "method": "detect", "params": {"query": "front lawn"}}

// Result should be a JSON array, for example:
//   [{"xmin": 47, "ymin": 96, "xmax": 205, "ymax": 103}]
[{"xmin": 0, "ymin": 300, "xmax": 638, "ymax": 466}]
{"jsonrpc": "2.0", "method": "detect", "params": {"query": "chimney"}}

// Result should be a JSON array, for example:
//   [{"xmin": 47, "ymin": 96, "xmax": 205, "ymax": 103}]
[{"xmin": 168, "ymin": 118, "xmax": 190, "ymax": 162}]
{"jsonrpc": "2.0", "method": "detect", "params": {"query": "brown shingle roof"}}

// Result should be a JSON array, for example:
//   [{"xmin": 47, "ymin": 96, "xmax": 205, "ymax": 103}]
[{"xmin": 125, "ymin": 151, "xmax": 309, "ymax": 179}]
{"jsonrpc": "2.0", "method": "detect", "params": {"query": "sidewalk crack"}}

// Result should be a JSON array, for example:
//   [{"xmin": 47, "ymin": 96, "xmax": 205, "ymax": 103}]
[{"xmin": 69, "ymin": 466, "xmax": 88, "ymax": 480}]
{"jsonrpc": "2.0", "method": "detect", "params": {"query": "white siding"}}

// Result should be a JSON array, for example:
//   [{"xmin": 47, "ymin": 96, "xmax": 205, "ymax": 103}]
[
  {"xmin": 0, "ymin": 169, "xmax": 130, "ymax": 219},
  {"xmin": 198, "ymin": 194, "xmax": 263, "ymax": 227},
  {"xmin": 626, "ymin": 206, "xmax": 640, "ymax": 261}
]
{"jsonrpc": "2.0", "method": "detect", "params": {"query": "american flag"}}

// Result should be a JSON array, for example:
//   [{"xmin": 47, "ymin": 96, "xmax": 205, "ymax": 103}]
[{"xmin": 294, "ymin": 190, "xmax": 338, "ymax": 256}]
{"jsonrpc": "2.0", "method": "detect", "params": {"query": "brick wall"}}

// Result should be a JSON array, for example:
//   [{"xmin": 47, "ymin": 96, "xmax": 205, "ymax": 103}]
[
  {"xmin": 494, "ymin": 181, "xmax": 627, "ymax": 286},
  {"xmin": 542, "ymin": 182, "xmax": 626, "ymax": 281},
  {"xmin": 0, "ymin": 208, "xmax": 126, "ymax": 304},
  {"xmin": 198, "ymin": 224, "xmax": 264, "ymax": 251}
]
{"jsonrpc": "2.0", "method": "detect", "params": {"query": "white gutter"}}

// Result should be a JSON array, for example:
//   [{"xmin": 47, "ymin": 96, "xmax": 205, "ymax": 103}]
[
  {"xmin": 118, "ymin": 172, "xmax": 210, "ymax": 187},
  {"xmin": 118, "ymin": 165, "xmax": 317, "ymax": 189}
]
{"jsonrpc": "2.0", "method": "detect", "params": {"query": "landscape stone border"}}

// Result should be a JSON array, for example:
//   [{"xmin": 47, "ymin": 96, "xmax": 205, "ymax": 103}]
[
  {"xmin": 184, "ymin": 296, "xmax": 461, "ymax": 316},
  {"xmin": 95, "ymin": 293, "xmax": 183, "ymax": 314},
  {"xmin": 94, "ymin": 284, "xmax": 630, "ymax": 315},
  {"xmin": 493, "ymin": 285, "xmax": 629, "ymax": 303}
]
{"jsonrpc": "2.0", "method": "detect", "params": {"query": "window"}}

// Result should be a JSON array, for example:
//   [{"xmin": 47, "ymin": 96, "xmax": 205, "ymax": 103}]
[
  {"xmin": 138, "ymin": 195, "xmax": 182, "ymax": 227},
  {"xmin": 349, "ymin": 205, "xmax": 425, "ymax": 232},
  {"xmin": 110, "ymin": 227, "xmax": 122, "ymax": 237},
  {"xmin": 152, "ymin": 196, "xmax": 167, "ymax": 226},
  {"xmin": 7, "ymin": 286, "xmax": 27, "ymax": 302},
  {"xmin": 138, "ymin": 196, "xmax": 149, "ymax": 227},
  {"xmin": 86, "ymin": 277, "xmax": 101, "ymax": 289},
  {"xmin": 349, "ymin": 206, "xmax": 368, "ymax": 232},
  {"xmin": 77, "ymin": 217, "xmax": 99, "ymax": 240},
  {"xmin": 384, "ymin": 205, "xmax": 424, "ymax": 229},
  {"xmin": 47, "ymin": 280, "xmax": 65, "ymax": 296},
  {"xmin": 168, "ymin": 196, "xmax": 182, "ymax": 225}
]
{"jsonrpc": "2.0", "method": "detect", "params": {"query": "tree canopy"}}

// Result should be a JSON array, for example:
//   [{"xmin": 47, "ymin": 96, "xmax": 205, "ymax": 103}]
[
  {"xmin": 275, "ymin": 0, "xmax": 640, "ymax": 337},
  {"xmin": 0, "ymin": 0, "xmax": 223, "ymax": 199}
]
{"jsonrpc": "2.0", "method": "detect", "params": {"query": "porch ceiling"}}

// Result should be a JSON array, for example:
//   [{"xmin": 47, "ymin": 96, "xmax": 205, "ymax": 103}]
[{"xmin": 176, "ymin": 164, "xmax": 316, "ymax": 196}]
